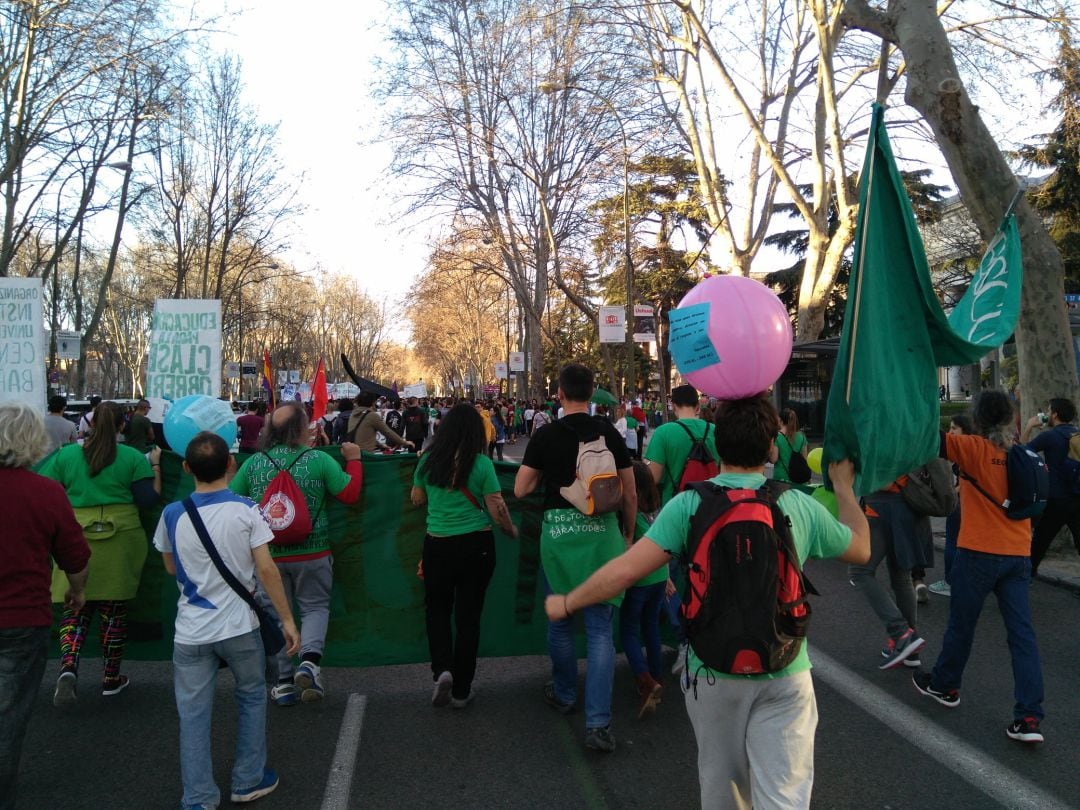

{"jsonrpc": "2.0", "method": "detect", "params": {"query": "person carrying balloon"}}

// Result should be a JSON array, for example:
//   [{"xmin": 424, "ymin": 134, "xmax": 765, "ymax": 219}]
[{"xmin": 229, "ymin": 402, "xmax": 363, "ymax": 705}]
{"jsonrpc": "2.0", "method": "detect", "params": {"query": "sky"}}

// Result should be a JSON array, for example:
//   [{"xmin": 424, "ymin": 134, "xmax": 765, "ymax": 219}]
[{"xmin": 197, "ymin": 1, "xmax": 430, "ymax": 310}]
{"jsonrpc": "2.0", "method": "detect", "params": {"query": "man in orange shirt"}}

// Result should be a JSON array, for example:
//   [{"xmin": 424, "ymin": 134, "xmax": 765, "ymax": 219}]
[{"xmin": 912, "ymin": 390, "xmax": 1045, "ymax": 743}]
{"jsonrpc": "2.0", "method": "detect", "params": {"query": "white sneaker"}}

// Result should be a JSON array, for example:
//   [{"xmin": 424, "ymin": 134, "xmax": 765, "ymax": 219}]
[
  {"xmin": 294, "ymin": 661, "xmax": 324, "ymax": 702},
  {"xmin": 928, "ymin": 580, "xmax": 951, "ymax": 597},
  {"xmin": 671, "ymin": 642, "xmax": 689, "ymax": 676},
  {"xmin": 432, "ymin": 671, "xmax": 453, "ymax": 707}
]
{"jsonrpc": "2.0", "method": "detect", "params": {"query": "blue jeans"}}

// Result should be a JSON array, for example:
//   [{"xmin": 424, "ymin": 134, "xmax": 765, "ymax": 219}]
[
  {"xmin": 0, "ymin": 626, "xmax": 48, "ymax": 810},
  {"xmin": 931, "ymin": 549, "xmax": 1044, "ymax": 720},
  {"xmin": 943, "ymin": 507, "xmax": 960, "ymax": 583},
  {"xmin": 620, "ymin": 582, "xmax": 665, "ymax": 680},
  {"xmin": 548, "ymin": 603, "xmax": 616, "ymax": 730},
  {"xmin": 173, "ymin": 629, "xmax": 268, "ymax": 809}
]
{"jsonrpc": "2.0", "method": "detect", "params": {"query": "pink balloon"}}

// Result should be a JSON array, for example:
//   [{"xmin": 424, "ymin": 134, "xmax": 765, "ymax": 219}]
[{"xmin": 673, "ymin": 275, "xmax": 793, "ymax": 400}]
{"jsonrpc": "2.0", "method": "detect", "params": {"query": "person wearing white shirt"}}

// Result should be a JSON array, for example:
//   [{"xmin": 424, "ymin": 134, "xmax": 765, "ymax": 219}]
[{"xmin": 154, "ymin": 432, "xmax": 299, "ymax": 809}]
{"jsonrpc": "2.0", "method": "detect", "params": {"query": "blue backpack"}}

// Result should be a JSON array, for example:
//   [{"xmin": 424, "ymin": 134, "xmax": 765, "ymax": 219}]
[{"xmin": 961, "ymin": 444, "xmax": 1049, "ymax": 520}]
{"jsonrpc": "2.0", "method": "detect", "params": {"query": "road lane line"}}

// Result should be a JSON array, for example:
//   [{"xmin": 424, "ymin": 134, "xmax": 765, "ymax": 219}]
[
  {"xmin": 321, "ymin": 693, "xmax": 367, "ymax": 810},
  {"xmin": 810, "ymin": 647, "xmax": 1070, "ymax": 810}
]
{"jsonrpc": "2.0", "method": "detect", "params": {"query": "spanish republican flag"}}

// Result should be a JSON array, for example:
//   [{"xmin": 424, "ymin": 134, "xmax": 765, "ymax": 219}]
[
  {"xmin": 311, "ymin": 358, "xmax": 328, "ymax": 421},
  {"xmin": 261, "ymin": 350, "xmax": 275, "ymax": 408}
]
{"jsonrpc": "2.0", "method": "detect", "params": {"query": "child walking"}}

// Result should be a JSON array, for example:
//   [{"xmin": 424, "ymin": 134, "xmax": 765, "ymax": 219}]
[{"xmin": 619, "ymin": 461, "xmax": 670, "ymax": 718}]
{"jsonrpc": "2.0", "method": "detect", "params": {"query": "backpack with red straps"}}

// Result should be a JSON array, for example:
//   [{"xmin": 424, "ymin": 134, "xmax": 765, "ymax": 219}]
[
  {"xmin": 674, "ymin": 421, "xmax": 719, "ymax": 493},
  {"xmin": 259, "ymin": 450, "xmax": 315, "ymax": 546},
  {"xmin": 680, "ymin": 481, "xmax": 816, "ymax": 675}
]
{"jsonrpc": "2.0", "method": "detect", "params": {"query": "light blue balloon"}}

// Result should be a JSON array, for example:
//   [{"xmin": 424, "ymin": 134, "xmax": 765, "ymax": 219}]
[{"xmin": 163, "ymin": 394, "xmax": 238, "ymax": 456}]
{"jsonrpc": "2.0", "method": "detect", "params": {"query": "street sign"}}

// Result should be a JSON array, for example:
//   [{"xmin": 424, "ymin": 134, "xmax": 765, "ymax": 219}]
[
  {"xmin": 495, "ymin": 362, "xmax": 508, "ymax": 379},
  {"xmin": 241, "ymin": 362, "xmax": 258, "ymax": 378},
  {"xmin": 225, "ymin": 362, "xmax": 240, "ymax": 379},
  {"xmin": 46, "ymin": 330, "xmax": 82, "ymax": 360},
  {"xmin": 599, "ymin": 306, "xmax": 625, "ymax": 343},
  {"xmin": 509, "ymin": 352, "xmax": 525, "ymax": 372}
]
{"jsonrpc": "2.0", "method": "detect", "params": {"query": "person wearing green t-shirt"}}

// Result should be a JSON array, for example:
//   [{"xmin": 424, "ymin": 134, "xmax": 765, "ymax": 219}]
[
  {"xmin": 411, "ymin": 403, "xmax": 517, "ymax": 709},
  {"xmin": 230, "ymin": 402, "xmax": 362, "ymax": 705},
  {"xmin": 772, "ymin": 407, "xmax": 809, "ymax": 483},
  {"xmin": 644, "ymin": 385, "xmax": 720, "ymax": 506},
  {"xmin": 544, "ymin": 395, "xmax": 869, "ymax": 809}
]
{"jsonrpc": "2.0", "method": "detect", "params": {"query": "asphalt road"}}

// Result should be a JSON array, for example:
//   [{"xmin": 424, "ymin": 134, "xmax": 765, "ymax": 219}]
[{"xmin": 16, "ymin": 554, "xmax": 1080, "ymax": 809}]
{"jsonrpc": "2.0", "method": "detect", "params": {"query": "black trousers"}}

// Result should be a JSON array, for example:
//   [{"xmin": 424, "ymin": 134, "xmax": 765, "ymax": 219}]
[
  {"xmin": 423, "ymin": 530, "xmax": 496, "ymax": 699},
  {"xmin": 1031, "ymin": 496, "xmax": 1080, "ymax": 574}
]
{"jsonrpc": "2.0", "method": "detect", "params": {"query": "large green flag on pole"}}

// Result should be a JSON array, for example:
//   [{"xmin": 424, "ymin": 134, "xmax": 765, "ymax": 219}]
[{"xmin": 823, "ymin": 104, "xmax": 1023, "ymax": 496}]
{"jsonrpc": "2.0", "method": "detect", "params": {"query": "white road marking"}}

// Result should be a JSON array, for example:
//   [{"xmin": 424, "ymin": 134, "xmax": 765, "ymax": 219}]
[
  {"xmin": 810, "ymin": 647, "xmax": 1069, "ymax": 810},
  {"xmin": 321, "ymin": 693, "xmax": 367, "ymax": 810}
]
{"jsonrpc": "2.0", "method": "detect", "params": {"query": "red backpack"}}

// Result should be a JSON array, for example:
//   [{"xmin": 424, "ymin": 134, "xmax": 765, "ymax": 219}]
[
  {"xmin": 259, "ymin": 450, "xmax": 315, "ymax": 546},
  {"xmin": 680, "ymin": 481, "xmax": 815, "ymax": 675},
  {"xmin": 675, "ymin": 422, "xmax": 719, "ymax": 493}
]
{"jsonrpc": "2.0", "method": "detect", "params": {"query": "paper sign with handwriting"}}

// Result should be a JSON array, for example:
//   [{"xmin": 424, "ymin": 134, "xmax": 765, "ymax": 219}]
[{"xmin": 669, "ymin": 302, "xmax": 720, "ymax": 373}]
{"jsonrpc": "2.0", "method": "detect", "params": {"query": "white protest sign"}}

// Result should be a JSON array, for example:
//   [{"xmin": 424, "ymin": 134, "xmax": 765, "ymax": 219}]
[
  {"xmin": 599, "ymin": 306, "xmax": 625, "ymax": 343},
  {"xmin": 403, "ymin": 383, "xmax": 427, "ymax": 399},
  {"xmin": 145, "ymin": 299, "xmax": 222, "ymax": 399},
  {"xmin": 0, "ymin": 278, "xmax": 45, "ymax": 407}
]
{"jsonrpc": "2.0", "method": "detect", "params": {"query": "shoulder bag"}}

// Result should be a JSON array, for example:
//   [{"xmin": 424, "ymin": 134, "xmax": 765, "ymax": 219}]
[{"xmin": 180, "ymin": 497, "xmax": 285, "ymax": 655}]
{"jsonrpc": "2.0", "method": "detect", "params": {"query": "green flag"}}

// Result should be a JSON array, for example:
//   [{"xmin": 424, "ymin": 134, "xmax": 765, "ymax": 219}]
[
  {"xmin": 823, "ymin": 104, "xmax": 1022, "ymax": 496},
  {"xmin": 947, "ymin": 214, "xmax": 1023, "ymax": 346}
]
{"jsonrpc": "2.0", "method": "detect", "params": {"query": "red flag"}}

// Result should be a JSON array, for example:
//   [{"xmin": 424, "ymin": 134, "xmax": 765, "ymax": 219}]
[{"xmin": 311, "ymin": 357, "xmax": 328, "ymax": 421}]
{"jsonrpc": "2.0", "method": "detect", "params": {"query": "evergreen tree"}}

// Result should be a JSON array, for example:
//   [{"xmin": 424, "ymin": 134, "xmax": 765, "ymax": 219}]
[{"xmin": 1018, "ymin": 23, "xmax": 1080, "ymax": 291}]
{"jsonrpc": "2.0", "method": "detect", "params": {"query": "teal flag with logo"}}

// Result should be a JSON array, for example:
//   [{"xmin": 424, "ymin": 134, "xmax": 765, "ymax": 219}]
[{"xmin": 823, "ymin": 104, "xmax": 1023, "ymax": 496}]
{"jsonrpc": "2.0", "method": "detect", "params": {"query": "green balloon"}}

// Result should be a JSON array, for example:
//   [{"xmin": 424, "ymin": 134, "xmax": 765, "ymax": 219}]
[{"xmin": 811, "ymin": 485, "xmax": 839, "ymax": 518}]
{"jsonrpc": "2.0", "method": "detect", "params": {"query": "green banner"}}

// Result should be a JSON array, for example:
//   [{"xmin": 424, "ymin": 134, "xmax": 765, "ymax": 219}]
[
  {"xmin": 89, "ymin": 449, "xmax": 555, "ymax": 665},
  {"xmin": 823, "ymin": 104, "xmax": 1023, "ymax": 496}
]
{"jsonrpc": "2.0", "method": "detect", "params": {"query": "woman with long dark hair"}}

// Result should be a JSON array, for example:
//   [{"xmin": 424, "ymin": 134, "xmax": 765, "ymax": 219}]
[
  {"xmin": 410, "ymin": 403, "xmax": 517, "ymax": 709},
  {"xmin": 39, "ymin": 401, "xmax": 161, "ymax": 703}
]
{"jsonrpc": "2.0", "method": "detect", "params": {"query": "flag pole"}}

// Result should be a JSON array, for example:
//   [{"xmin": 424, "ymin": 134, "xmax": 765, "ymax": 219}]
[
  {"xmin": 845, "ymin": 105, "xmax": 882, "ymax": 404},
  {"xmin": 1002, "ymin": 187, "xmax": 1024, "ymax": 223}
]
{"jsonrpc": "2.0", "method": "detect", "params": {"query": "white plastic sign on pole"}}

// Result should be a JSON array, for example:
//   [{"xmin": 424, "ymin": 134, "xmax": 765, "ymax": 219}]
[
  {"xmin": 599, "ymin": 306, "xmax": 625, "ymax": 343},
  {"xmin": 509, "ymin": 352, "xmax": 525, "ymax": 372},
  {"xmin": 0, "ymin": 278, "xmax": 45, "ymax": 407},
  {"xmin": 495, "ymin": 362, "xmax": 508, "ymax": 379},
  {"xmin": 146, "ymin": 299, "xmax": 222, "ymax": 399},
  {"xmin": 225, "ymin": 362, "xmax": 240, "ymax": 379}
]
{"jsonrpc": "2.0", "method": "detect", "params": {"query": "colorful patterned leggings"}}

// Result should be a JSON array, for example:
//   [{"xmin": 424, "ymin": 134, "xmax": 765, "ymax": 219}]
[{"xmin": 58, "ymin": 600, "xmax": 128, "ymax": 683}]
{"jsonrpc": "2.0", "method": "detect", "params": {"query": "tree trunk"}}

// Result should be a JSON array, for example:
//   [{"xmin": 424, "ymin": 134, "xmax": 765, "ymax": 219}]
[{"xmin": 845, "ymin": 0, "xmax": 1079, "ymax": 417}]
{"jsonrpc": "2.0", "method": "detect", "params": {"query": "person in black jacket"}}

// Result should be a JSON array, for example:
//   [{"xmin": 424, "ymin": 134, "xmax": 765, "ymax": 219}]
[
  {"xmin": 331, "ymin": 398, "xmax": 354, "ymax": 444},
  {"xmin": 403, "ymin": 397, "xmax": 429, "ymax": 449}
]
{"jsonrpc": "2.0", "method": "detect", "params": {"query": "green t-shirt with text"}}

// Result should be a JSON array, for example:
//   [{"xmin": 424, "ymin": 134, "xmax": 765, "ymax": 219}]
[
  {"xmin": 230, "ymin": 446, "xmax": 353, "ymax": 559},
  {"xmin": 413, "ymin": 453, "xmax": 500, "ymax": 536},
  {"xmin": 644, "ymin": 418, "xmax": 719, "ymax": 505},
  {"xmin": 645, "ymin": 472, "xmax": 851, "ymax": 680}
]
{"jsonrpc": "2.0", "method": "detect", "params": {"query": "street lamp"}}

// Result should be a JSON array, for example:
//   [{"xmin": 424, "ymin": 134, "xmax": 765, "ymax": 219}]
[{"xmin": 539, "ymin": 80, "xmax": 635, "ymax": 396}]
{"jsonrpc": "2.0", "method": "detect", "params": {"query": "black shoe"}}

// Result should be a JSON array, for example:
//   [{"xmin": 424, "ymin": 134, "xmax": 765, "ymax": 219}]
[
  {"xmin": 584, "ymin": 726, "xmax": 616, "ymax": 752},
  {"xmin": 1006, "ymin": 716, "xmax": 1044, "ymax": 743},
  {"xmin": 912, "ymin": 671, "xmax": 959, "ymax": 708},
  {"xmin": 543, "ymin": 681, "xmax": 575, "ymax": 714}
]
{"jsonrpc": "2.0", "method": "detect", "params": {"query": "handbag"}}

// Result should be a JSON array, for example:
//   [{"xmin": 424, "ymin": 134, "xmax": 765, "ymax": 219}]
[{"xmin": 180, "ymin": 497, "xmax": 286, "ymax": 656}]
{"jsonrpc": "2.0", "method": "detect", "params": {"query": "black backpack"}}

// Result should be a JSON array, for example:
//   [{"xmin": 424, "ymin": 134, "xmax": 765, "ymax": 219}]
[
  {"xmin": 961, "ymin": 443, "xmax": 1049, "ymax": 521},
  {"xmin": 681, "ymin": 481, "xmax": 815, "ymax": 675}
]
